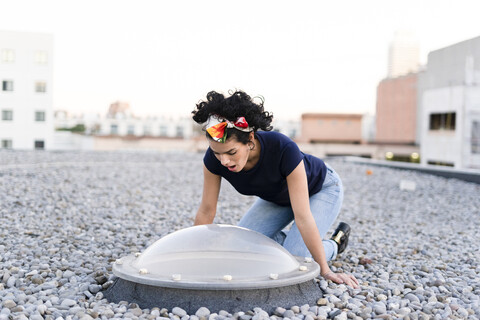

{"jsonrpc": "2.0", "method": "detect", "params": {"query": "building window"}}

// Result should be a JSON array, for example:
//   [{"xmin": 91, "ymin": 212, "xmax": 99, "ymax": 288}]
[
  {"xmin": 1, "ymin": 139, "xmax": 12, "ymax": 149},
  {"xmin": 176, "ymin": 126, "xmax": 184, "ymax": 138},
  {"xmin": 472, "ymin": 121, "xmax": 480, "ymax": 154},
  {"xmin": 35, "ymin": 81, "xmax": 47, "ymax": 93},
  {"xmin": 35, "ymin": 51, "xmax": 48, "ymax": 65},
  {"xmin": 127, "ymin": 125, "xmax": 135, "ymax": 135},
  {"xmin": 1, "ymin": 49, "xmax": 15, "ymax": 63},
  {"xmin": 427, "ymin": 160, "xmax": 454, "ymax": 167},
  {"xmin": 143, "ymin": 125, "xmax": 151, "ymax": 136},
  {"xmin": 2, "ymin": 80, "xmax": 13, "ymax": 92},
  {"xmin": 2, "ymin": 110, "xmax": 13, "ymax": 121},
  {"xmin": 159, "ymin": 125, "xmax": 167, "ymax": 136},
  {"xmin": 34, "ymin": 140, "xmax": 45, "ymax": 150},
  {"xmin": 35, "ymin": 111, "xmax": 46, "ymax": 122},
  {"xmin": 110, "ymin": 124, "xmax": 118, "ymax": 135},
  {"xmin": 429, "ymin": 112, "xmax": 456, "ymax": 131}
]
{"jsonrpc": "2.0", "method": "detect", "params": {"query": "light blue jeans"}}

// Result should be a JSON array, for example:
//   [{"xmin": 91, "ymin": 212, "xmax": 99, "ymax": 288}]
[{"xmin": 238, "ymin": 164, "xmax": 343, "ymax": 261}]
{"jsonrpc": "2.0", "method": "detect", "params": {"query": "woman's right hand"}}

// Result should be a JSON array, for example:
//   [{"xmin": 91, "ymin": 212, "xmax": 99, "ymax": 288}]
[{"xmin": 322, "ymin": 271, "xmax": 359, "ymax": 289}]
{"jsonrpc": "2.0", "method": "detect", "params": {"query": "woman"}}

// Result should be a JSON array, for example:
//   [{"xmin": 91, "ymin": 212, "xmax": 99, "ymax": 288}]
[{"xmin": 192, "ymin": 90, "xmax": 359, "ymax": 288}]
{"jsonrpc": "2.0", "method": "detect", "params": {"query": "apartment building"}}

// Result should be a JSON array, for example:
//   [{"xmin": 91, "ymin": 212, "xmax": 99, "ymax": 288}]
[
  {"xmin": 0, "ymin": 30, "xmax": 54, "ymax": 150},
  {"xmin": 418, "ymin": 36, "xmax": 480, "ymax": 169}
]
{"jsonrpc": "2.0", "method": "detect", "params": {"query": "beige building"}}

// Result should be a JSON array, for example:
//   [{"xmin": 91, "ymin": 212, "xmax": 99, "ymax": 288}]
[
  {"xmin": 375, "ymin": 73, "xmax": 418, "ymax": 145},
  {"xmin": 300, "ymin": 113, "xmax": 363, "ymax": 144}
]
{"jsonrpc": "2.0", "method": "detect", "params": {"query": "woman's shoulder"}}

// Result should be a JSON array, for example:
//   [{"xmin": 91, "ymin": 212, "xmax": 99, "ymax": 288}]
[{"xmin": 257, "ymin": 131, "xmax": 301, "ymax": 156}]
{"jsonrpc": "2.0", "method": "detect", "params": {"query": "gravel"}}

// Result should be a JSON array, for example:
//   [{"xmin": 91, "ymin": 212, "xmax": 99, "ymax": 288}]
[{"xmin": 1, "ymin": 149, "xmax": 480, "ymax": 319}]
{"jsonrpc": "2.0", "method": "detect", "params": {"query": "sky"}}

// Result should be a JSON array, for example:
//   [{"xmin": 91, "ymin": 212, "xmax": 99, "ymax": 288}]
[{"xmin": 1, "ymin": 0, "xmax": 479, "ymax": 119}]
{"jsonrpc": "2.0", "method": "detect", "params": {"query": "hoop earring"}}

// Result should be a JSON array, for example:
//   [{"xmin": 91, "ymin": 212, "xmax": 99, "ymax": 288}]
[{"xmin": 248, "ymin": 141, "xmax": 256, "ymax": 151}]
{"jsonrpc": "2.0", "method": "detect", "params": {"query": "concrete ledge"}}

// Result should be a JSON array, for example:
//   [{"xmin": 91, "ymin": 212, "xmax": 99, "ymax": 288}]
[
  {"xmin": 104, "ymin": 277, "xmax": 323, "ymax": 314},
  {"xmin": 343, "ymin": 156, "xmax": 480, "ymax": 184}
]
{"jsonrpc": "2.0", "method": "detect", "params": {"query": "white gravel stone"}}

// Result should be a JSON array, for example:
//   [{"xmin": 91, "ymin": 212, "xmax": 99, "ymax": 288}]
[
  {"xmin": 37, "ymin": 304, "xmax": 48, "ymax": 315},
  {"xmin": 61, "ymin": 298, "xmax": 77, "ymax": 307},
  {"xmin": 373, "ymin": 302, "xmax": 387, "ymax": 315},
  {"xmin": 2, "ymin": 300, "xmax": 16, "ymax": 309},
  {"xmin": 1, "ymin": 151, "xmax": 479, "ymax": 319},
  {"xmin": 173, "ymin": 307, "xmax": 188, "ymax": 317},
  {"xmin": 195, "ymin": 307, "xmax": 210, "ymax": 318}
]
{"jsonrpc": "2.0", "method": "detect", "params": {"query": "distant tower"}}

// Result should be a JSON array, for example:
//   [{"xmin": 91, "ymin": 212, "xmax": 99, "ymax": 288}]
[{"xmin": 387, "ymin": 31, "xmax": 420, "ymax": 78}]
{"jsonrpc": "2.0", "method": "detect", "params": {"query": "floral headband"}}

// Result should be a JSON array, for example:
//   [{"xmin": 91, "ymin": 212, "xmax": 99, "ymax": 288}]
[{"xmin": 206, "ymin": 115, "xmax": 252, "ymax": 143}]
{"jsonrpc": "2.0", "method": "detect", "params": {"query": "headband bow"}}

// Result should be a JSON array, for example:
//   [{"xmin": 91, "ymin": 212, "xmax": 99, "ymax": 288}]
[{"xmin": 206, "ymin": 115, "xmax": 252, "ymax": 143}]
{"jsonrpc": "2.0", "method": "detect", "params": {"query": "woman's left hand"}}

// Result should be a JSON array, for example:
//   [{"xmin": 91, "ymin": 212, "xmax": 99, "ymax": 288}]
[{"xmin": 322, "ymin": 271, "xmax": 359, "ymax": 289}]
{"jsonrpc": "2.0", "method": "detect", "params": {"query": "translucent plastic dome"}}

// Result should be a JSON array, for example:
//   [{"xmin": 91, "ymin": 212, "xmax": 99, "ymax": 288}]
[{"xmin": 113, "ymin": 224, "xmax": 319, "ymax": 289}]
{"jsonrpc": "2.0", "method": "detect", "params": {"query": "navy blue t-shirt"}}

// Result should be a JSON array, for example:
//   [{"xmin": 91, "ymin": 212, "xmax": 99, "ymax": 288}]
[{"xmin": 203, "ymin": 131, "xmax": 327, "ymax": 206}]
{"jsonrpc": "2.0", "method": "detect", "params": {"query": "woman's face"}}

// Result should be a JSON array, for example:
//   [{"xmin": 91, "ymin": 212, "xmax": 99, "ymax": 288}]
[{"xmin": 208, "ymin": 137, "xmax": 251, "ymax": 173}]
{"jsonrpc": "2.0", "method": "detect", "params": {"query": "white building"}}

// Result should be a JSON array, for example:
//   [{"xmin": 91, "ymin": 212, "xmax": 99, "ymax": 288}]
[
  {"xmin": 52, "ymin": 104, "xmax": 196, "ymax": 151},
  {"xmin": 419, "ymin": 36, "xmax": 480, "ymax": 169},
  {"xmin": 98, "ymin": 114, "xmax": 194, "ymax": 138},
  {"xmin": 388, "ymin": 31, "xmax": 420, "ymax": 78},
  {"xmin": 271, "ymin": 118, "xmax": 300, "ymax": 139},
  {"xmin": 59, "ymin": 101, "xmax": 195, "ymax": 139},
  {"xmin": 0, "ymin": 30, "xmax": 54, "ymax": 150}
]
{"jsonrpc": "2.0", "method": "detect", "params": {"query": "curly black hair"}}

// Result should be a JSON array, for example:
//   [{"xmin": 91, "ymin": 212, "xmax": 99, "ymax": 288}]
[{"xmin": 192, "ymin": 90, "xmax": 273, "ymax": 143}]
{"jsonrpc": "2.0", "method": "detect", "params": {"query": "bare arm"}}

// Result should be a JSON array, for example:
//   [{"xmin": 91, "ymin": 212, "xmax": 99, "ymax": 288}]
[
  {"xmin": 194, "ymin": 164, "xmax": 222, "ymax": 225},
  {"xmin": 287, "ymin": 160, "xmax": 359, "ymax": 288},
  {"xmin": 287, "ymin": 161, "xmax": 330, "ymax": 271}
]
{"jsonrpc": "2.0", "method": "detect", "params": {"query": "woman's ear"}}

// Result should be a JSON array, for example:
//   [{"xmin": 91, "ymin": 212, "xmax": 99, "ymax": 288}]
[{"xmin": 249, "ymin": 131, "xmax": 255, "ymax": 141}]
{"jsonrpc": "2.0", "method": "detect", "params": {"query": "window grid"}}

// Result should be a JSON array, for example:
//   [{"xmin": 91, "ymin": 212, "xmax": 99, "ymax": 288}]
[
  {"xmin": 1, "ymin": 49, "xmax": 15, "ymax": 63},
  {"xmin": 143, "ymin": 126, "xmax": 152, "ymax": 136},
  {"xmin": 35, "ymin": 51, "xmax": 48, "ymax": 65},
  {"xmin": 472, "ymin": 121, "xmax": 480, "ymax": 154},
  {"xmin": 429, "ymin": 112, "xmax": 456, "ymax": 131},
  {"xmin": 1, "ymin": 139, "xmax": 12, "ymax": 149},
  {"xmin": 35, "ymin": 81, "xmax": 47, "ymax": 93},
  {"xmin": 176, "ymin": 126, "xmax": 184, "ymax": 137},
  {"xmin": 110, "ymin": 124, "xmax": 118, "ymax": 135},
  {"xmin": 2, "ymin": 110, "xmax": 13, "ymax": 121},
  {"xmin": 2, "ymin": 80, "xmax": 14, "ymax": 92},
  {"xmin": 159, "ymin": 125, "xmax": 167, "ymax": 136},
  {"xmin": 35, "ymin": 111, "xmax": 46, "ymax": 122},
  {"xmin": 34, "ymin": 140, "xmax": 45, "ymax": 150}
]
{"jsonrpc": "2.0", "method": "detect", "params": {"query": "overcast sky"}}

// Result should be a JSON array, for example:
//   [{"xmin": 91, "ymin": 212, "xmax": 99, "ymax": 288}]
[{"xmin": 1, "ymin": 0, "xmax": 479, "ymax": 119}]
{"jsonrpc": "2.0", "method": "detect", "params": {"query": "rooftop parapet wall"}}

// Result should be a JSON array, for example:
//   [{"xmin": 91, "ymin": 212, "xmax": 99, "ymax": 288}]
[{"xmin": 345, "ymin": 156, "xmax": 480, "ymax": 184}]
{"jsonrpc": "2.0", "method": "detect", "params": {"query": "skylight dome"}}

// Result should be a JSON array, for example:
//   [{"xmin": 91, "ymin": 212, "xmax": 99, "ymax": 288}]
[{"xmin": 113, "ymin": 224, "xmax": 319, "ymax": 289}]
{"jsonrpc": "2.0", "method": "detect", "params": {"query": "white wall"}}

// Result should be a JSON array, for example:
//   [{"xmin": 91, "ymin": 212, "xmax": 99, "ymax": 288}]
[
  {"xmin": 51, "ymin": 131, "xmax": 95, "ymax": 151},
  {"xmin": 272, "ymin": 118, "xmax": 300, "ymax": 139},
  {"xmin": 361, "ymin": 113, "xmax": 376, "ymax": 143},
  {"xmin": 420, "ymin": 85, "xmax": 480, "ymax": 168},
  {"xmin": 463, "ymin": 87, "xmax": 480, "ymax": 169},
  {"xmin": 0, "ymin": 30, "xmax": 54, "ymax": 150},
  {"xmin": 420, "ymin": 86, "xmax": 464, "ymax": 167}
]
